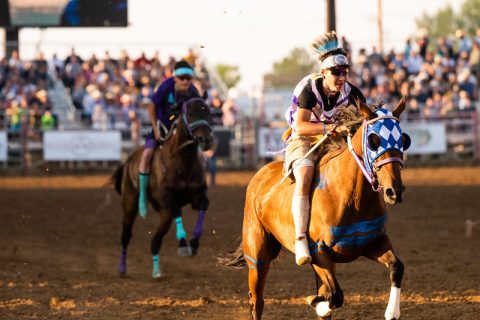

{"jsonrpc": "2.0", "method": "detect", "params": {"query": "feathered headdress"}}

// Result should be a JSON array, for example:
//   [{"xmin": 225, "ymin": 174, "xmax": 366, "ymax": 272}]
[
  {"xmin": 311, "ymin": 31, "xmax": 344, "ymax": 60},
  {"xmin": 310, "ymin": 31, "xmax": 349, "ymax": 69}
]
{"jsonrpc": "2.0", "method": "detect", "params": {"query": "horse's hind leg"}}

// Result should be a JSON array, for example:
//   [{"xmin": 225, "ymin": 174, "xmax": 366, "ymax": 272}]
[
  {"xmin": 243, "ymin": 215, "xmax": 282, "ymax": 319},
  {"xmin": 150, "ymin": 210, "xmax": 174, "ymax": 278},
  {"xmin": 118, "ymin": 178, "xmax": 139, "ymax": 277},
  {"xmin": 363, "ymin": 234, "xmax": 404, "ymax": 320}
]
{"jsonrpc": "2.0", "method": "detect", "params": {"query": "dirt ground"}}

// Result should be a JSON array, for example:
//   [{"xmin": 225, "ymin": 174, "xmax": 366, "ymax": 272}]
[{"xmin": 0, "ymin": 167, "xmax": 479, "ymax": 319}]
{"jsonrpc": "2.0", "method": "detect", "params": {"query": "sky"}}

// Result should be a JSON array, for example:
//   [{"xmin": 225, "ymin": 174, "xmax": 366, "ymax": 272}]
[{"xmin": 1, "ymin": 0, "xmax": 463, "ymax": 92}]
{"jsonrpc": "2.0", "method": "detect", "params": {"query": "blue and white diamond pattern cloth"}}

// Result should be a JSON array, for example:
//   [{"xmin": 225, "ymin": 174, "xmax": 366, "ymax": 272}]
[{"xmin": 363, "ymin": 108, "xmax": 404, "ymax": 171}]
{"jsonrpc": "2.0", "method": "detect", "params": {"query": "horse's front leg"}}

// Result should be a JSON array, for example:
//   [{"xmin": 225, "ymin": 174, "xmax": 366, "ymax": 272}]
[
  {"xmin": 173, "ymin": 207, "xmax": 193, "ymax": 257},
  {"xmin": 310, "ymin": 254, "xmax": 344, "ymax": 319},
  {"xmin": 364, "ymin": 234, "xmax": 404, "ymax": 320},
  {"xmin": 150, "ymin": 210, "xmax": 173, "ymax": 278}
]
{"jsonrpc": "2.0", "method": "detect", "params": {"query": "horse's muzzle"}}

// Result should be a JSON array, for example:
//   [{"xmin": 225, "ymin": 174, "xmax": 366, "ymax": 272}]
[
  {"xmin": 384, "ymin": 185, "xmax": 405, "ymax": 204},
  {"xmin": 196, "ymin": 135, "xmax": 214, "ymax": 151}
]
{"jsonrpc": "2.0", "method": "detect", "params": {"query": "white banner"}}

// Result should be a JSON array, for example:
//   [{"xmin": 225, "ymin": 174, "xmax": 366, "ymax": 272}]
[
  {"xmin": 44, "ymin": 131, "xmax": 122, "ymax": 160},
  {"xmin": 402, "ymin": 123, "xmax": 447, "ymax": 154},
  {"xmin": 0, "ymin": 131, "xmax": 7, "ymax": 161},
  {"xmin": 258, "ymin": 127, "xmax": 286, "ymax": 158}
]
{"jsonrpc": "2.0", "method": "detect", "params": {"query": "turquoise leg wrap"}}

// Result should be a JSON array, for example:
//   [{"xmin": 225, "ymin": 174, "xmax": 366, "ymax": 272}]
[
  {"xmin": 152, "ymin": 255, "xmax": 161, "ymax": 278},
  {"xmin": 175, "ymin": 217, "xmax": 187, "ymax": 240},
  {"xmin": 138, "ymin": 173, "xmax": 149, "ymax": 218}
]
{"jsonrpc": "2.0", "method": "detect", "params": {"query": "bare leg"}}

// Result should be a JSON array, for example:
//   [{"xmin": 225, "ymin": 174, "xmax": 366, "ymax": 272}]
[{"xmin": 364, "ymin": 234, "xmax": 404, "ymax": 320}]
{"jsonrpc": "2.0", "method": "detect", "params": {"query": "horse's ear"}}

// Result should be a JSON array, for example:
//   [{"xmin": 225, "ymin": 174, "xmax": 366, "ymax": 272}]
[
  {"xmin": 356, "ymin": 98, "xmax": 375, "ymax": 120},
  {"xmin": 392, "ymin": 96, "xmax": 406, "ymax": 118}
]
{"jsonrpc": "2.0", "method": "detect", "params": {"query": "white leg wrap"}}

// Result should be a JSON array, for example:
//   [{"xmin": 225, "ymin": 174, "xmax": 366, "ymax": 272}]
[
  {"xmin": 384, "ymin": 286, "xmax": 401, "ymax": 319},
  {"xmin": 292, "ymin": 195, "xmax": 311, "ymax": 265},
  {"xmin": 316, "ymin": 301, "xmax": 332, "ymax": 317},
  {"xmin": 292, "ymin": 195, "xmax": 310, "ymax": 236}
]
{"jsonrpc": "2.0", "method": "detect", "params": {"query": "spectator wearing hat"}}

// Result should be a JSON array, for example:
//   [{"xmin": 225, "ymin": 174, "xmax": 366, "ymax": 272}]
[{"xmin": 136, "ymin": 60, "xmax": 202, "ymax": 217}]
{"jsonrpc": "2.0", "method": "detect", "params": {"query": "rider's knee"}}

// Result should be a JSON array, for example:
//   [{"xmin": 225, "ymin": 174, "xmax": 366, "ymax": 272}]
[{"xmin": 293, "ymin": 159, "xmax": 314, "ymax": 191}]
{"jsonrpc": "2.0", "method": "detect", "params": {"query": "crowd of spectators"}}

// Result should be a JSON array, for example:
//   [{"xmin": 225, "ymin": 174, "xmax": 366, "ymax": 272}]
[
  {"xmin": 2, "ymin": 28, "xmax": 479, "ymax": 139},
  {"xmin": 344, "ymin": 28, "xmax": 480, "ymax": 120},
  {"xmin": 0, "ymin": 50, "xmax": 55, "ymax": 134},
  {"xmin": 0, "ymin": 47, "xmax": 237, "ymax": 143}
]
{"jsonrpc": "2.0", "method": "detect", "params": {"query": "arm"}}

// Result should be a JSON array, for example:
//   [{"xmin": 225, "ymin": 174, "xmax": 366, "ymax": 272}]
[
  {"xmin": 295, "ymin": 80, "xmax": 335, "ymax": 136},
  {"xmin": 295, "ymin": 108, "xmax": 336, "ymax": 136}
]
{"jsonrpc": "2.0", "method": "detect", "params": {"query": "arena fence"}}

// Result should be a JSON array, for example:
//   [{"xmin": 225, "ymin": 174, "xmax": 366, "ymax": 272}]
[{"xmin": 0, "ymin": 111, "xmax": 478, "ymax": 172}]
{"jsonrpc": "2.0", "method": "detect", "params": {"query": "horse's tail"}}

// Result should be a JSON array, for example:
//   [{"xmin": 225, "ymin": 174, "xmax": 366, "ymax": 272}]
[
  {"xmin": 216, "ymin": 242, "xmax": 246, "ymax": 269},
  {"xmin": 111, "ymin": 164, "xmax": 124, "ymax": 195}
]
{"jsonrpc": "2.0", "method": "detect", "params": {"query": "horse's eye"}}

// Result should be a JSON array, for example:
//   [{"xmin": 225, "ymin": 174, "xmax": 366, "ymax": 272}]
[
  {"xmin": 402, "ymin": 133, "xmax": 411, "ymax": 151},
  {"xmin": 367, "ymin": 133, "xmax": 381, "ymax": 151}
]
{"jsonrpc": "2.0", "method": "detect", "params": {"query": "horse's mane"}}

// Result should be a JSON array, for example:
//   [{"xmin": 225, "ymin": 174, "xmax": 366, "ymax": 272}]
[{"xmin": 315, "ymin": 103, "xmax": 377, "ymax": 159}]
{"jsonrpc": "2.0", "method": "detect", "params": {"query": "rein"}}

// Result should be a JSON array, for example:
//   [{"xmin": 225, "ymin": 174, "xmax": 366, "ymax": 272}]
[{"xmin": 347, "ymin": 115, "xmax": 404, "ymax": 192}]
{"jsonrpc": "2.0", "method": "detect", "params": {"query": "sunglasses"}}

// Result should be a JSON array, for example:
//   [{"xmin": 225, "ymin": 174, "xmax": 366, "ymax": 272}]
[
  {"xmin": 177, "ymin": 75, "xmax": 193, "ymax": 81},
  {"xmin": 329, "ymin": 67, "xmax": 350, "ymax": 77}
]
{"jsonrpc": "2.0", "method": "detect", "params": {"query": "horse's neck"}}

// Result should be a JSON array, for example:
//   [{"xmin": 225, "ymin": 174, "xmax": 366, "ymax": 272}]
[
  {"xmin": 162, "ymin": 119, "xmax": 198, "ymax": 165},
  {"xmin": 326, "ymin": 130, "xmax": 379, "ymax": 213}
]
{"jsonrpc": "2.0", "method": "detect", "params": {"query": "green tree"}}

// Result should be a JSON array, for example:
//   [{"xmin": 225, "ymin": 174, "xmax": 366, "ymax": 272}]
[
  {"xmin": 415, "ymin": 0, "xmax": 480, "ymax": 39},
  {"xmin": 458, "ymin": 0, "xmax": 480, "ymax": 34},
  {"xmin": 215, "ymin": 64, "xmax": 241, "ymax": 89},
  {"xmin": 263, "ymin": 47, "xmax": 316, "ymax": 89},
  {"xmin": 415, "ymin": 5, "xmax": 457, "ymax": 40}
]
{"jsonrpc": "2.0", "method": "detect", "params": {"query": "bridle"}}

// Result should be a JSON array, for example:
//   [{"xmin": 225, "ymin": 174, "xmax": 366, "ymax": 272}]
[
  {"xmin": 172, "ymin": 98, "xmax": 213, "ymax": 153},
  {"xmin": 347, "ymin": 113, "xmax": 405, "ymax": 192}
]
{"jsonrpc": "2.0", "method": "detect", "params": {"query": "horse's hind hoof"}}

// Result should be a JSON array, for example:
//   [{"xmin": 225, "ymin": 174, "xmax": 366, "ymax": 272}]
[
  {"xmin": 178, "ymin": 238, "xmax": 193, "ymax": 257},
  {"xmin": 189, "ymin": 237, "xmax": 199, "ymax": 256}
]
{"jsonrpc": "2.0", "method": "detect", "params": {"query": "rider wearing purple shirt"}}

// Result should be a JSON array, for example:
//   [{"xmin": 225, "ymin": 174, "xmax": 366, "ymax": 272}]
[{"xmin": 138, "ymin": 60, "xmax": 201, "ymax": 217}]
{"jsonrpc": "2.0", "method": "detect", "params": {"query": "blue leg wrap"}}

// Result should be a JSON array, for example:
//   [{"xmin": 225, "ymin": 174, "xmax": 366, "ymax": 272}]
[
  {"xmin": 152, "ymin": 255, "xmax": 161, "ymax": 278},
  {"xmin": 175, "ymin": 217, "xmax": 187, "ymax": 240},
  {"xmin": 138, "ymin": 173, "xmax": 149, "ymax": 218}
]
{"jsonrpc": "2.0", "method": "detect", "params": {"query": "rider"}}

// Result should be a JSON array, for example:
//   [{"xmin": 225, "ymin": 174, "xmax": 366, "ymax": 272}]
[
  {"xmin": 138, "ymin": 60, "xmax": 201, "ymax": 217},
  {"xmin": 284, "ymin": 31, "xmax": 367, "ymax": 265}
]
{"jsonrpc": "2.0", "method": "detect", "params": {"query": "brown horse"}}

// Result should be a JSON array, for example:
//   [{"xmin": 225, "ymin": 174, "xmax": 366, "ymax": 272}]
[
  {"xmin": 113, "ymin": 97, "xmax": 213, "ymax": 278},
  {"xmin": 220, "ymin": 99, "xmax": 411, "ymax": 319}
]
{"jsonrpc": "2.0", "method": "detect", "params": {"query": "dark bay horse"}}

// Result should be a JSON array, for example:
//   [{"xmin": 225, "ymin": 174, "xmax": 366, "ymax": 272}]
[
  {"xmin": 113, "ymin": 97, "xmax": 213, "ymax": 278},
  {"xmin": 220, "ymin": 99, "xmax": 411, "ymax": 319}
]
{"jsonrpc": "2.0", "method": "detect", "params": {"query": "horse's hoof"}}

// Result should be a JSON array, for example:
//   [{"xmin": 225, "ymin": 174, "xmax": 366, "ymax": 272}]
[
  {"xmin": 152, "ymin": 271, "xmax": 162, "ymax": 279},
  {"xmin": 315, "ymin": 301, "xmax": 332, "ymax": 318},
  {"xmin": 189, "ymin": 237, "xmax": 199, "ymax": 256},
  {"xmin": 178, "ymin": 238, "xmax": 193, "ymax": 257},
  {"xmin": 118, "ymin": 263, "xmax": 127, "ymax": 277}
]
